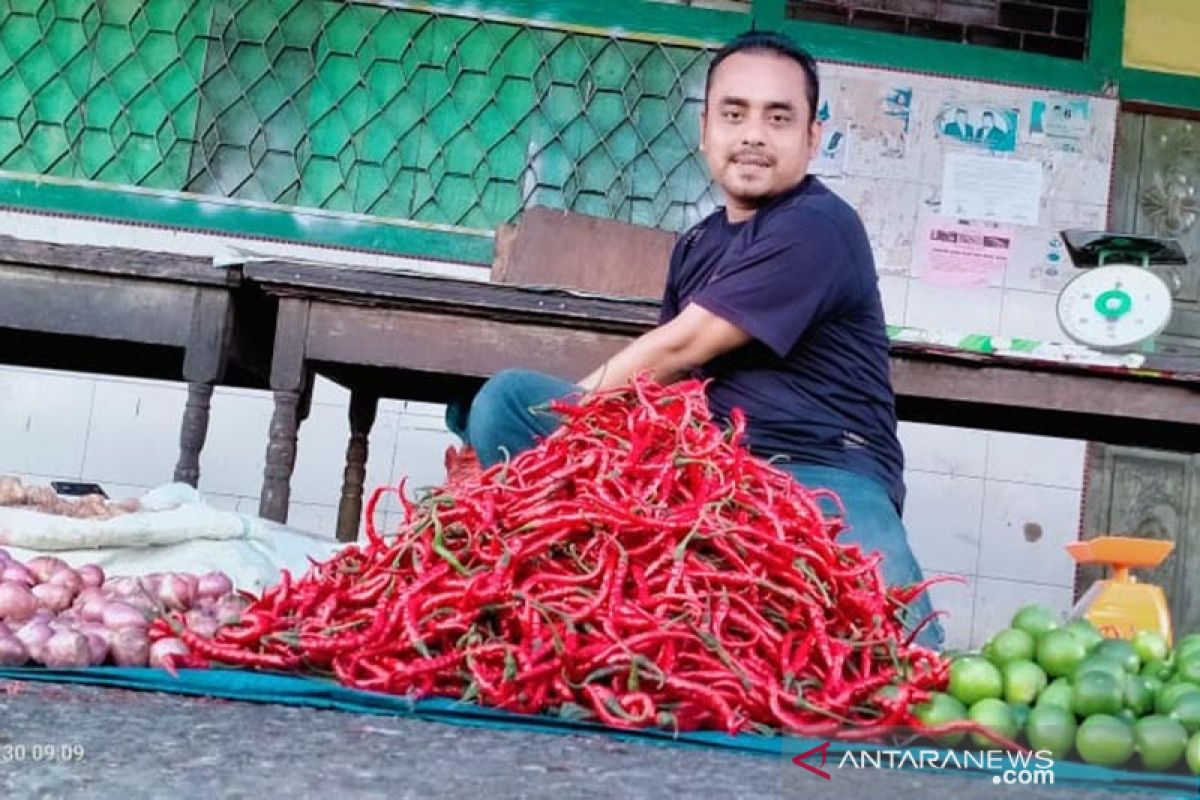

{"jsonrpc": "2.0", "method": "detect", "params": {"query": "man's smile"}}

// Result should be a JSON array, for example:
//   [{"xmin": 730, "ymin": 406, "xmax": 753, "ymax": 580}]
[{"xmin": 731, "ymin": 152, "xmax": 773, "ymax": 167}]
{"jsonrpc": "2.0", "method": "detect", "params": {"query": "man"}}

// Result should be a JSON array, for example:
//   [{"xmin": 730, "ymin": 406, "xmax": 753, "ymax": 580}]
[
  {"xmin": 943, "ymin": 108, "xmax": 973, "ymax": 142},
  {"xmin": 976, "ymin": 111, "xmax": 1006, "ymax": 149},
  {"xmin": 448, "ymin": 31, "xmax": 943, "ymax": 650}
]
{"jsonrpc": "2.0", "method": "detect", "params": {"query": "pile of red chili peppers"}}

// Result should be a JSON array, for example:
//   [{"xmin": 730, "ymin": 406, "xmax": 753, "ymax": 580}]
[{"xmin": 169, "ymin": 376, "xmax": 955, "ymax": 737}]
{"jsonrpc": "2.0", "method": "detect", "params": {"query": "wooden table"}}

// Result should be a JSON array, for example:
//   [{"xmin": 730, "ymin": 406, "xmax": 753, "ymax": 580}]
[
  {"xmin": 0, "ymin": 235, "xmax": 274, "ymax": 486},
  {"xmin": 246, "ymin": 260, "xmax": 1200, "ymax": 542},
  {"xmin": 246, "ymin": 260, "xmax": 656, "ymax": 540}
]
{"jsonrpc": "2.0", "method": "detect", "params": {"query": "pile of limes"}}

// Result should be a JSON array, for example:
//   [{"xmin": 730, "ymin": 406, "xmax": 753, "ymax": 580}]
[{"xmin": 914, "ymin": 604, "xmax": 1200, "ymax": 773}]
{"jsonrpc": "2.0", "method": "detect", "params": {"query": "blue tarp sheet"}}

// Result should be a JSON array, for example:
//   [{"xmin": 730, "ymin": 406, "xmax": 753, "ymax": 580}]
[{"xmin": 1, "ymin": 666, "xmax": 1196, "ymax": 797}]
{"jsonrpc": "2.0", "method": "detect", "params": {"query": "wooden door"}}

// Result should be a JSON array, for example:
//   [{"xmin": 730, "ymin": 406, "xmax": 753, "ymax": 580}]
[
  {"xmin": 1079, "ymin": 112, "xmax": 1200, "ymax": 634},
  {"xmin": 1080, "ymin": 444, "xmax": 1200, "ymax": 634},
  {"xmin": 1110, "ymin": 113, "xmax": 1200, "ymax": 346}
]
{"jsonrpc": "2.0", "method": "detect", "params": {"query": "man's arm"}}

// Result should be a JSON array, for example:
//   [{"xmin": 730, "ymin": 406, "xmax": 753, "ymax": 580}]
[{"xmin": 578, "ymin": 303, "xmax": 751, "ymax": 392}]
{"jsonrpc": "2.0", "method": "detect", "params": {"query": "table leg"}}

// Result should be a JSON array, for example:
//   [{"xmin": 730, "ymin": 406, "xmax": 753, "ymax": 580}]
[
  {"xmin": 336, "ymin": 391, "xmax": 379, "ymax": 542},
  {"xmin": 260, "ymin": 390, "xmax": 301, "ymax": 523},
  {"xmin": 258, "ymin": 297, "xmax": 310, "ymax": 525},
  {"xmin": 173, "ymin": 382, "xmax": 214, "ymax": 487},
  {"xmin": 179, "ymin": 288, "xmax": 232, "ymax": 488}
]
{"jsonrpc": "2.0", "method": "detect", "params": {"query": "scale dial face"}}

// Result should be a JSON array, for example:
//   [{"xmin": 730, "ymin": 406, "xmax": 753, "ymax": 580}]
[{"xmin": 1056, "ymin": 265, "xmax": 1173, "ymax": 350}]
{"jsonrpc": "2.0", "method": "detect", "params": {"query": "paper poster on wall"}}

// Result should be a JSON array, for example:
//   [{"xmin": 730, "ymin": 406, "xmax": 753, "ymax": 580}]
[
  {"xmin": 915, "ymin": 216, "xmax": 1012, "ymax": 287},
  {"xmin": 935, "ymin": 103, "xmax": 1019, "ymax": 152},
  {"xmin": 1029, "ymin": 99, "xmax": 1091, "ymax": 152},
  {"xmin": 941, "ymin": 153, "xmax": 1043, "ymax": 226},
  {"xmin": 810, "ymin": 98, "xmax": 849, "ymax": 176},
  {"xmin": 1008, "ymin": 229, "xmax": 1072, "ymax": 292},
  {"xmin": 836, "ymin": 80, "xmax": 912, "ymax": 164},
  {"xmin": 878, "ymin": 86, "xmax": 912, "ymax": 159}
]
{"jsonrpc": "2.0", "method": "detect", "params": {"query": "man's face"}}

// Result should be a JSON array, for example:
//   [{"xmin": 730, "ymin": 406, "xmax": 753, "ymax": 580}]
[{"xmin": 700, "ymin": 51, "xmax": 820, "ymax": 219}]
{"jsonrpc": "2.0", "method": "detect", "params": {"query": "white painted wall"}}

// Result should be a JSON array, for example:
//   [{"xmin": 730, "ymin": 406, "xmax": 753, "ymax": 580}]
[
  {"xmin": 900, "ymin": 422, "xmax": 1085, "ymax": 650},
  {"xmin": 0, "ymin": 212, "xmax": 1088, "ymax": 649}
]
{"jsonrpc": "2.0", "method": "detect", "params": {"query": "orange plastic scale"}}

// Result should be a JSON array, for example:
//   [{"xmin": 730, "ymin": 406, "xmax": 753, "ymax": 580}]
[{"xmin": 1066, "ymin": 536, "xmax": 1175, "ymax": 646}]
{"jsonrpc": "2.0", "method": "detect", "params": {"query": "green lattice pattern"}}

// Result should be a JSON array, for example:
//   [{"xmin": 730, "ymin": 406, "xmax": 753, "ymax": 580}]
[
  {"xmin": 0, "ymin": 0, "xmax": 721, "ymax": 232},
  {"xmin": 0, "ymin": 0, "xmax": 210, "ymax": 188}
]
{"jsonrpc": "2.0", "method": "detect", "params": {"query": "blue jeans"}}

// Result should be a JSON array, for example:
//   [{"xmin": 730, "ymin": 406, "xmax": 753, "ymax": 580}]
[{"xmin": 448, "ymin": 369, "xmax": 945, "ymax": 651}]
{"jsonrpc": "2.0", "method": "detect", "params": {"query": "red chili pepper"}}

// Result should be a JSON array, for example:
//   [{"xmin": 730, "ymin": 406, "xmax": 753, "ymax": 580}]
[{"xmin": 179, "ymin": 374, "xmax": 950, "ymax": 739}]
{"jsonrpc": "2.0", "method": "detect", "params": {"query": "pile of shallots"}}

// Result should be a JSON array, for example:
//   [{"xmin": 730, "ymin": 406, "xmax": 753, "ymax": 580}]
[
  {"xmin": 0, "ymin": 475, "xmax": 140, "ymax": 518},
  {"xmin": 0, "ymin": 548, "xmax": 245, "ymax": 669}
]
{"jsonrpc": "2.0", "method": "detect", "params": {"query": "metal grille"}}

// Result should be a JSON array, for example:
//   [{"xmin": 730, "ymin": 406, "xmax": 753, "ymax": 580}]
[
  {"xmin": 786, "ymin": 0, "xmax": 1091, "ymax": 60},
  {"xmin": 0, "ymin": 0, "xmax": 721, "ymax": 233}
]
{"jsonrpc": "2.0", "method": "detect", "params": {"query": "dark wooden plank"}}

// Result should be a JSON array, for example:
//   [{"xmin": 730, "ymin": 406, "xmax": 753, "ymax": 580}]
[
  {"xmin": 270, "ymin": 298, "xmax": 311, "ymax": 393},
  {"xmin": 182, "ymin": 289, "xmax": 234, "ymax": 383},
  {"xmin": 891, "ymin": 358, "xmax": 1200, "ymax": 447},
  {"xmin": 305, "ymin": 304, "xmax": 629, "ymax": 381},
  {"xmin": 887, "ymin": 339, "xmax": 1200, "ymax": 386},
  {"xmin": 245, "ymin": 261, "xmax": 659, "ymax": 332},
  {"xmin": 299, "ymin": 300, "xmax": 1200, "ymax": 445},
  {"xmin": 250, "ymin": 263, "xmax": 1200, "ymax": 451},
  {"xmin": 0, "ymin": 236, "xmax": 270, "ymax": 496},
  {"xmin": 0, "ymin": 234, "xmax": 232, "ymax": 286},
  {"xmin": 249, "ymin": 261, "xmax": 1200, "ymax": 387},
  {"xmin": 492, "ymin": 205, "xmax": 677, "ymax": 300},
  {"xmin": 0, "ymin": 263, "xmax": 200, "ymax": 346}
]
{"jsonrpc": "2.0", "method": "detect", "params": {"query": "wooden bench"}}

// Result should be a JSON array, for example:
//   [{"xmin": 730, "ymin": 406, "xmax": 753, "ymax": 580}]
[
  {"xmin": 0, "ymin": 234, "xmax": 274, "ymax": 486},
  {"xmin": 245, "ymin": 258, "xmax": 659, "ymax": 541},
  {"xmin": 245, "ymin": 254, "xmax": 1200, "ymax": 542}
]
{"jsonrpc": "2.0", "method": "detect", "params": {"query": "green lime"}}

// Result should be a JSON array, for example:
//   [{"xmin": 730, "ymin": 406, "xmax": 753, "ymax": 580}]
[
  {"xmin": 1038, "ymin": 629, "xmax": 1088, "ymax": 678},
  {"xmin": 1175, "ymin": 634, "xmax": 1200, "ymax": 657},
  {"xmin": 968, "ymin": 698, "xmax": 1018, "ymax": 748},
  {"xmin": 1133, "ymin": 631, "xmax": 1170, "ymax": 665},
  {"xmin": 1003, "ymin": 659, "xmax": 1049, "ymax": 706},
  {"xmin": 1134, "ymin": 715, "xmax": 1189, "ymax": 771},
  {"xmin": 913, "ymin": 691, "xmax": 968, "ymax": 747},
  {"xmin": 1175, "ymin": 642, "xmax": 1200, "ymax": 667},
  {"xmin": 1144, "ymin": 676, "xmax": 1165, "ymax": 698},
  {"xmin": 1013, "ymin": 604, "xmax": 1062, "ymax": 638},
  {"xmin": 1073, "ymin": 671, "xmax": 1125, "ymax": 717},
  {"xmin": 987, "ymin": 628, "xmax": 1036, "ymax": 667},
  {"xmin": 1065, "ymin": 619, "xmax": 1104, "ymax": 653},
  {"xmin": 1036, "ymin": 677, "xmax": 1075, "ymax": 711},
  {"xmin": 1095, "ymin": 639, "xmax": 1141, "ymax": 674},
  {"xmin": 1156, "ymin": 682, "xmax": 1200, "ymax": 715},
  {"xmin": 1026, "ymin": 703, "xmax": 1077, "ymax": 761},
  {"xmin": 1011, "ymin": 703, "xmax": 1031, "ymax": 733},
  {"xmin": 1187, "ymin": 731, "xmax": 1200, "ymax": 775},
  {"xmin": 1175, "ymin": 655, "xmax": 1200, "ymax": 685},
  {"xmin": 949, "ymin": 656, "xmax": 1004, "ymax": 706},
  {"xmin": 1142, "ymin": 659, "xmax": 1174, "ymax": 682},
  {"xmin": 1170, "ymin": 693, "xmax": 1200, "ymax": 734},
  {"xmin": 1124, "ymin": 674, "xmax": 1155, "ymax": 717},
  {"xmin": 1075, "ymin": 714, "xmax": 1135, "ymax": 767},
  {"xmin": 1074, "ymin": 656, "xmax": 1129, "ymax": 688}
]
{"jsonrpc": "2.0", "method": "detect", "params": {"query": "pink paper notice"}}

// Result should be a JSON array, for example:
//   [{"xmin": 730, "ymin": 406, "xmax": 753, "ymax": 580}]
[{"xmin": 916, "ymin": 218, "xmax": 1012, "ymax": 288}]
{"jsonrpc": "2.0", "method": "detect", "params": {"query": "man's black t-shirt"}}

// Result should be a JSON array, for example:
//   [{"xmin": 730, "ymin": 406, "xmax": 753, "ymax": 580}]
[{"xmin": 659, "ymin": 176, "xmax": 907, "ymax": 510}]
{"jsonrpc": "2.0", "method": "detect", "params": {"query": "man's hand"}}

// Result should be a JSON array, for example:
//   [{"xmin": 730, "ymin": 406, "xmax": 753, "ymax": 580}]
[{"xmin": 578, "ymin": 302, "xmax": 751, "ymax": 392}]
